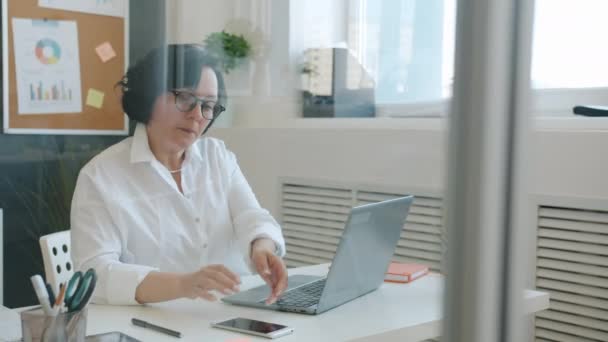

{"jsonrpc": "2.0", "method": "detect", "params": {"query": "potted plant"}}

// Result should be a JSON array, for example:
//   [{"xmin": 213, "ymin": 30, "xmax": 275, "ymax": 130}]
[{"xmin": 203, "ymin": 30, "xmax": 252, "ymax": 74}]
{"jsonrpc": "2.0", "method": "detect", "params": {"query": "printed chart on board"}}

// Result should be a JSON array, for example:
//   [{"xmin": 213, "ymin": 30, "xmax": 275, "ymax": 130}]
[{"xmin": 12, "ymin": 18, "xmax": 82, "ymax": 115}]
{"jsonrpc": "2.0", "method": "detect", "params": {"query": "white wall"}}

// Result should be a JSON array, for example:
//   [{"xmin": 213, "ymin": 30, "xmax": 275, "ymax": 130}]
[
  {"xmin": 289, "ymin": 0, "xmax": 348, "ymax": 57},
  {"xmin": 533, "ymin": 130, "xmax": 608, "ymax": 198},
  {"xmin": 211, "ymin": 123, "xmax": 608, "ymax": 218},
  {"xmin": 166, "ymin": 1, "xmax": 235, "ymax": 44},
  {"xmin": 211, "ymin": 123, "xmax": 608, "ymax": 297},
  {"xmin": 209, "ymin": 124, "xmax": 608, "ymax": 319},
  {"xmin": 166, "ymin": 0, "xmax": 349, "ymax": 128},
  {"xmin": 211, "ymin": 126, "xmax": 445, "ymax": 216},
  {"xmin": 165, "ymin": 0, "xmax": 294, "ymax": 127}
]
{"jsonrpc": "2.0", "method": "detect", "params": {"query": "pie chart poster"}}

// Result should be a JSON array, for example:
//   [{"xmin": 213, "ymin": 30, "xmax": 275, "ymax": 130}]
[{"xmin": 11, "ymin": 18, "xmax": 82, "ymax": 115}]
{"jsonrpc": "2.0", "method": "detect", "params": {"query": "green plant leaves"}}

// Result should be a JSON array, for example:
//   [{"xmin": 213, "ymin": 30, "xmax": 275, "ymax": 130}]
[{"xmin": 203, "ymin": 30, "xmax": 251, "ymax": 74}]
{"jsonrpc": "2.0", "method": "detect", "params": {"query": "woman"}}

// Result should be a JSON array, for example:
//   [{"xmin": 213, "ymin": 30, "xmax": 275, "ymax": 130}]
[{"xmin": 71, "ymin": 44, "xmax": 287, "ymax": 305}]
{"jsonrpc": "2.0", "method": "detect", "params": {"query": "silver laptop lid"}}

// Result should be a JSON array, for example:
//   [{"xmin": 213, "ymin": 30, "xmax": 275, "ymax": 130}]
[{"xmin": 316, "ymin": 196, "xmax": 413, "ymax": 314}]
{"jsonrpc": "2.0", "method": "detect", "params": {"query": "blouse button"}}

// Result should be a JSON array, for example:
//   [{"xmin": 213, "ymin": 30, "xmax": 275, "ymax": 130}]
[
  {"xmin": 203, "ymin": 243, "xmax": 208, "ymax": 248},
  {"xmin": 195, "ymin": 217, "xmax": 200, "ymax": 223}
]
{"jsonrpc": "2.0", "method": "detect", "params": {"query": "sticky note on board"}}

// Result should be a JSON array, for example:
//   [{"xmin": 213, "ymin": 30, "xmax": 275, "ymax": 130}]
[
  {"xmin": 95, "ymin": 41, "xmax": 116, "ymax": 62},
  {"xmin": 86, "ymin": 88, "xmax": 105, "ymax": 109}
]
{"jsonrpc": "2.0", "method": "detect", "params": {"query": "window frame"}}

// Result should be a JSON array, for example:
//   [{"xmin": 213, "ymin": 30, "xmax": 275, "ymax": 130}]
[
  {"xmin": 347, "ymin": 0, "xmax": 608, "ymax": 119},
  {"xmin": 532, "ymin": 87, "xmax": 608, "ymax": 117}
]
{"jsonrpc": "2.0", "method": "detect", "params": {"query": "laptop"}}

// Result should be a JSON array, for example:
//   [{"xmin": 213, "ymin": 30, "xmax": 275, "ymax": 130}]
[{"xmin": 222, "ymin": 195, "xmax": 414, "ymax": 315}]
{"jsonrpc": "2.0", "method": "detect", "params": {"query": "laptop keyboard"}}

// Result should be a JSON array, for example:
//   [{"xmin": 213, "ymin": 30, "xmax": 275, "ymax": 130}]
[{"xmin": 262, "ymin": 279, "xmax": 327, "ymax": 307}]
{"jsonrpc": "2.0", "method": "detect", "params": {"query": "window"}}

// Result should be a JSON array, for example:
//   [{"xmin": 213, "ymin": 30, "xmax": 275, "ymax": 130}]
[
  {"xmin": 531, "ymin": 0, "xmax": 608, "ymax": 116},
  {"xmin": 346, "ymin": 0, "xmax": 608, "ymax": 118},
  {"xmin": 346, "ymin": 0, "xmax": 456, "ymax": 117},
  {"xmin": 532, "ymin": 0, "xmax": 608, "ymax": 89}
]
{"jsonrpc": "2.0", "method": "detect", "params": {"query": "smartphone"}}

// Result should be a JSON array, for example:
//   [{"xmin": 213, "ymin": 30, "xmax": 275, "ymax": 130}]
[
  {"xmin": 211, "ymin": 317, "xmax": 294, "ymax": 339},
  {"xmin": 85, "ymin": 332, "xmax": 141, "ymax": 342}
]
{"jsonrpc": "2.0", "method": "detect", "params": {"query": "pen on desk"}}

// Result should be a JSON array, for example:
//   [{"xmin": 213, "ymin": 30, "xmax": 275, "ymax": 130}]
[
  {"xmin": 132, "ymin": 318, "xmax": 182, "ymax": 338},
  {"xmin": 30, "ymin": 275, "xmax": 54, "ymax": 316}
]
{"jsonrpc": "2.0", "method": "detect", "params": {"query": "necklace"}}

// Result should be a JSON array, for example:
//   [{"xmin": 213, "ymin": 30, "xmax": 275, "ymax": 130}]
[{"xmin": 167, "ymin": 153, "xmax": 186, "ymax": 174}]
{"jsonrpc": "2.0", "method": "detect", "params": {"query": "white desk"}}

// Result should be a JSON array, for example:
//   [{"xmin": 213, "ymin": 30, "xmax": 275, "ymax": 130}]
[{"xmin": 11, "ymin": 264, "xmax": 549, "ymax": 342}]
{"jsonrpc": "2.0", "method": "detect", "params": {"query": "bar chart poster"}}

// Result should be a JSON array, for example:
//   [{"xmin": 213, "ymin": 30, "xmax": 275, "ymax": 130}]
[
  {"xmin": 12, "ymin": 18, "xmax": 82, "ymax": 115},
  {"xmin": 38, "ymin": 0, "xmax": 126, "ymax": 18}
]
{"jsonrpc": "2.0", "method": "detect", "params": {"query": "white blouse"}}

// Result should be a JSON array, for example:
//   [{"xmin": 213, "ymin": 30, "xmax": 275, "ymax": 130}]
[{"xmin": 71, "ymin": 124, "xmax": 285, "ymax": 305}]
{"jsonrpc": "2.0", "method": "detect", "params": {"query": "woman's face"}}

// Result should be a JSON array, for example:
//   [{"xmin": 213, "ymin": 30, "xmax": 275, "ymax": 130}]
[{"xmin": 147, "ymin": 66, "xmax": 219, "ymax": 152}]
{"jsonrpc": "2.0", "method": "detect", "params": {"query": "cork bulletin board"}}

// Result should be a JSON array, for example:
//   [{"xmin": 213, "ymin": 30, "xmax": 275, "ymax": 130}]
[{"xmin": 1, "ymin": 0, "xmax": 129, "ymax": 135}]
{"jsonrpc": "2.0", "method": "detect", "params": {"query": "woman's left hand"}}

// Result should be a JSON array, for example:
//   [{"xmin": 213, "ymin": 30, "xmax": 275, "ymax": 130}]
[{"xmin": 251, "ymin": 238, "xmax": 287, "ymax": 305}]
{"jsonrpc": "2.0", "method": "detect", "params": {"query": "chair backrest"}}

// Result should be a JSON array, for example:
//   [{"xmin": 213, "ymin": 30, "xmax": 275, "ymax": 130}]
[{"xmin": 39, "ymin": 230, "xmax": 73, "ymax": 294}]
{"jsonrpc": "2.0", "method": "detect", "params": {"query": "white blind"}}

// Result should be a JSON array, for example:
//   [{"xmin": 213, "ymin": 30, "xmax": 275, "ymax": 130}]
[
  {"xmin": 356, "ymin": 191, "xmax": 444, "ymax": 272},
  {"xmin": 280, "ymin": 181, "xmax": 445, "ymax": 272},
  {"xmin": 535, "ymin": 206, "xmax": 608, "ymax": 342},
  {"xmin": 281, "ymin": 183, "xmax": 353, "ymax": 267}
]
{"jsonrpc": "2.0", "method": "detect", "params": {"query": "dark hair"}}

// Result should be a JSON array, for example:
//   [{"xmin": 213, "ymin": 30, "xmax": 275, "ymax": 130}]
[{"xmin": 117, "ymin": 44, "xmax": 227, "ymax": 132}]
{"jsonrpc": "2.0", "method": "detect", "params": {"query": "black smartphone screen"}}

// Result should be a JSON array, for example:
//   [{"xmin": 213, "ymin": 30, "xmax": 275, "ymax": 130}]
[
  {"xmin": 216, "ymin": 318, "xmax": 288, "ymax": 334},
  {"xmin": 85, "ymin": 332, "xmax": 141, "ymax": 342}
]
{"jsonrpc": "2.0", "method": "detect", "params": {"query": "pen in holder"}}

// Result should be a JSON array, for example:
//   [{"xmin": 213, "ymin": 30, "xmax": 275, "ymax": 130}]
[{"xmin": 21, "ymin": 307, "xmax": 87, "ymax": 342}]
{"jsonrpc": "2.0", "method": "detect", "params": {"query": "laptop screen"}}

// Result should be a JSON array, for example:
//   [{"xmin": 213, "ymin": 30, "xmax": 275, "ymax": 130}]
[{"xmin": 316, "ymin": 196, "xmax": 413, "ymax": 313}]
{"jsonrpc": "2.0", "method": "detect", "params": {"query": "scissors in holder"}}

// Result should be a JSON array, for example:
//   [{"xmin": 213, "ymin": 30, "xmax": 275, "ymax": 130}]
[{"xmin": 64, "ymin": 268, "xmax": 97, "ymax": 313}]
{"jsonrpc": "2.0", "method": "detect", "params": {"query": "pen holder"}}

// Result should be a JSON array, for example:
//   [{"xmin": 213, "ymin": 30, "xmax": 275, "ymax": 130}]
[{"xmin": 21, "ymin": 307, "xmax": 88, "ymax": 342}]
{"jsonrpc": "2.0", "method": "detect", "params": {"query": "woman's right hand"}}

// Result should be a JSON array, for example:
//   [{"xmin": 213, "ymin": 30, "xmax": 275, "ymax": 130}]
[{"xmin": 179, "ymin": 264, "xmax": 241, "ymax": 301}]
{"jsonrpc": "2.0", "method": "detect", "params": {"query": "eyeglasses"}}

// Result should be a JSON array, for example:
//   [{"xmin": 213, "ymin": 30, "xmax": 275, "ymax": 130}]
[{"xmin": 171, "ymin": 90, "xmax": 225, "ymax": 120}]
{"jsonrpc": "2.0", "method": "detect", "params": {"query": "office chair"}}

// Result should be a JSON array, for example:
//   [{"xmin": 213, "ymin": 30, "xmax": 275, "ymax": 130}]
[{"xmin": 39, "ymin": 230, "xmax": 74, "ymax": 294}]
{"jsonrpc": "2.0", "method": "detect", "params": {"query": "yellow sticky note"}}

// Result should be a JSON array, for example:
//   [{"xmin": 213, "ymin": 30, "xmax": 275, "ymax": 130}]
[
  {"xmin": 86, "ymin": 89, "xmax": 105, "ymax": 109},
  {"xmin": 95, "ymin": 41, "xmax": 116, "ymax": 63}
]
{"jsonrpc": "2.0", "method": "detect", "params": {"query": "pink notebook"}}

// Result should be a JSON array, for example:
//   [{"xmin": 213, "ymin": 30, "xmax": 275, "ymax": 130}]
[{"xmin": 385, "ymin": 262, "xmax": 429, "ymax": 283}]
